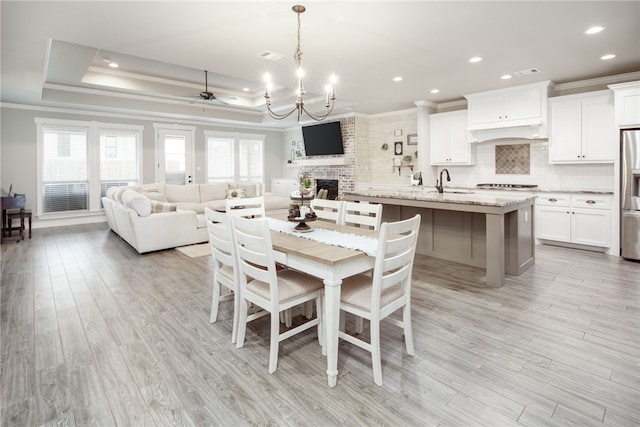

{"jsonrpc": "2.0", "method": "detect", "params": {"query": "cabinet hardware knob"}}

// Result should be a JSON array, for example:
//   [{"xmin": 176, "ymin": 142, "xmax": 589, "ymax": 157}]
[
  {"xmin": 549, "ymin": 198, "xmax": 557, "ymax": 202},
  {"xmin": 566, "ymin": 211, "xmax": 570, "ymax": 214},
  {"xmin": 586, "ymin": 200, "xmax": 596, "ymax": 204}
]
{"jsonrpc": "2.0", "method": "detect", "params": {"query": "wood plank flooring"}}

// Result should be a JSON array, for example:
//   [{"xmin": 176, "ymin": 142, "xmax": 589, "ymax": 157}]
[{"xmin": 1, "ymin": 223, "xmax": 639, "ymax": 426}]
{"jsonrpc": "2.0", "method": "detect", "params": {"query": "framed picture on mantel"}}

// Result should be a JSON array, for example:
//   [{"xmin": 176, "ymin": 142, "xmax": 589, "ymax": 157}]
[{"xmin": 407, "ymin": 134, "xmax": 418, "ymax": 145}]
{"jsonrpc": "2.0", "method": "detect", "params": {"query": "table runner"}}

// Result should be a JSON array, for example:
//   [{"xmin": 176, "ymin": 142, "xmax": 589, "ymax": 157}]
[{"xmin": 267, "ymin": 218, "xmax": 378, "ymax": 256}]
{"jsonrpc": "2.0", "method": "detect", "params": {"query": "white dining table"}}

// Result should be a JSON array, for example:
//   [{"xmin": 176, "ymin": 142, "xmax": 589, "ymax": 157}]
[{"xmin": 268, "ymin": 216, "xmax": 377, "ymax": 387}]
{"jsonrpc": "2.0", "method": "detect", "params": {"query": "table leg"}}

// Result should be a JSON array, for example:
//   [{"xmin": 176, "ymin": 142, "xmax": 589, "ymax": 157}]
[
  {"xmin": 323, "ymin": 279, "xmax": 342, "ymax": 388},
  {"xmin": 485, "ymin": 213, "xmax": 505, "ymax": 287}
]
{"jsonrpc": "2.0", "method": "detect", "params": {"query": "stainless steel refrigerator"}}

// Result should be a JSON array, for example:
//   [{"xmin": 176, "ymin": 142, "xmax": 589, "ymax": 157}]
[{"xmin": 621, "ymin": 129, "xmax": 640, "ymax": 260}]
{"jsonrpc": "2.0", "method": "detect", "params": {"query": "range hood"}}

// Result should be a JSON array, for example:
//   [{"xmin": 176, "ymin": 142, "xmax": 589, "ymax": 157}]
[{"xmin": 469, "ymin": 123, "xmax": 548, "ymax": 143}]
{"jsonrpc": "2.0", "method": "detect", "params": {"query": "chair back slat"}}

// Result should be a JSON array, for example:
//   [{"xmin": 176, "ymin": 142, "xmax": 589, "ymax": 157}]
[
  {"xmin": 226, "ymin": 196, "xmax": 265, "ymax": 218},
  {"xmin": 310, "ymin": 199, "xmax": 344, "ymax": 223},
  {"xmin": 342, "ymin": 201, "xmax": 382, "ymax": 230}
]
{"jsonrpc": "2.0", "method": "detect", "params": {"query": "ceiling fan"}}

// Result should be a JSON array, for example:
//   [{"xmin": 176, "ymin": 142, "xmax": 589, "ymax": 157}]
[{"xmin": 191, "ymin": 70, "xmax": 236, "ymax": 106}]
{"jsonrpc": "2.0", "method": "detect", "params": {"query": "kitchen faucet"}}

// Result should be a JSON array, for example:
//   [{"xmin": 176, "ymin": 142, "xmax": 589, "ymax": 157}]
[{"xmin": 435, "ymin": 168, "xmax": 451, "ymax": 193}]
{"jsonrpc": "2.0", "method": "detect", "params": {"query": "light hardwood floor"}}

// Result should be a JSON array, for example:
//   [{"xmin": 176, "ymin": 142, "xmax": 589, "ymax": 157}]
[{"xmin": 1, "ymin": 223, "xmax": 639, "ymax": 426}]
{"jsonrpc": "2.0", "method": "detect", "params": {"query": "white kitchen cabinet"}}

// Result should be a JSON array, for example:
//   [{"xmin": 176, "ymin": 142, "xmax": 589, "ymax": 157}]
[
  {"xmin": 549, "ymin": 91, "xmax": 615, "ymax": 163},
  {"xmin": 429, "ymin": 110, "xmax": 475, "ymax": 165},
  {"xmin": 609, "ymin": 81, "xmax": 640, "ymax": 127},
  {"xmin": 465, "ymin": 81, "xmax": 551, "ymax": 130},
  {"xmin": 536, "ymin": 193, "xmax": 612, "ymax": 248},
  {"xmin": 270, "ymin": 178, "xmax": 298, "ymax": 198}
]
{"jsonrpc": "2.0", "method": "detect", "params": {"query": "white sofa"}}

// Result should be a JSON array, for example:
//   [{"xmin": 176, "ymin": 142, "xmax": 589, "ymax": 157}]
[{"xmin": 102, "ymin": 182, "xmax": 291, "ymax": 253}]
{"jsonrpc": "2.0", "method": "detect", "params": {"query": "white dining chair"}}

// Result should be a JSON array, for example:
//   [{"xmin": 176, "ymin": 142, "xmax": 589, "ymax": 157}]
[
  {"xmin": 230, "ymin": 215, "xmax": 324, "ymax": 374},
  {"xmin": 342, "ymin": 201, "xmax": 383, "ymax": 230},
  {"xmin": 205, "ymin": 207, "xmax": 242, "ymax": 343},
  {"xmin": 338, "ymin": 214, "xmax": 421, "ymax": 386},
  {"xmin": 310, "ymin": 198, "xmax": 344, "ymax": 224},
  {"xmin": 224, "ymin": 196, "xmax": 303, "ymax": 327},
  {"xmin": 225, "ymin": 196, "xmax": 266, "ymax": 218}
]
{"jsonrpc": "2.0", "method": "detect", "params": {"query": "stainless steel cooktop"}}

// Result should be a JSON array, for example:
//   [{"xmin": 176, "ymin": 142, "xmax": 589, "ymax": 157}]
[{"xmin": 476, "ymin": 183, "xmax": 538, "ymax": 189}]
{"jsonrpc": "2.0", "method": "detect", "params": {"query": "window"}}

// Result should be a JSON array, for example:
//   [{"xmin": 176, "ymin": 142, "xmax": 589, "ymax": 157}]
[
  {"xmin": 36, "ymin": 118, "xmax": 142, "ymax": 216},
  {"xmin": 206, "ymin": 132, "xmax": 264, "ymax": 183},
  {"xmin": 99, "ymin": 128, "xmax": 141, "ymax": 200},
  {"xmin": 41, "ymin": 125, "xmax": 89, "ymax": 213}
]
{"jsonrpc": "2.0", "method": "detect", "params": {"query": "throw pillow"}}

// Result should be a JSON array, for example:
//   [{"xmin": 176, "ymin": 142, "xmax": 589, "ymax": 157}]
[
  {"xmin": 226, "ymin": 188, "xmax": 246, "ymax": 199},
  {"xmin": 150, "ymin": 200, "xmax": 177, "ymax": 213},
  {"xmin": 137, "ymin": 190, "xmax": 168, "ymax": 202},
  {"xmin": 113, "ymin": 187, "xmax": 128, "ymax": 203},
  {"xmin": 121, "ymin": 189, "xmax": 152, "ymax": 217},
  {"xmin": 233, "ymin": 182, "xmax": 263, "ymax": 198}
]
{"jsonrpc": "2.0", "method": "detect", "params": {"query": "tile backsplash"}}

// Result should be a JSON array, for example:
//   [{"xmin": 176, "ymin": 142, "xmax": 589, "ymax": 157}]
[
  {"xmin": 495, "ymin": 144, "xmax": 530, "ymax": 175},
  {"xmin": 442, "ymin": 140, "xmax": 614, "ymax": 191}
]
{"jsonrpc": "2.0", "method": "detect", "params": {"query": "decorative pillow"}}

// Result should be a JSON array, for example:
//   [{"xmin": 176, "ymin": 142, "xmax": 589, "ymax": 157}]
[
  {"xmin": 233, "ymin": 182, "xmax": 263, "ymax": 198},
  {"xmin": 226, "ymin": 188, "xmax": 246, "ymax": 199},
  {"xmin": 121, "ymin": 189, "xmax": 152, "ymax": 217},
  {"xmin": 106, "ymin": 186, "xmax": 120, "ymax": 200},
  {"xmin": 113, "ymin": 187, "xmax": 128, "ymax": 204},
  {"xmin": 199, "ymin": 183, "xmax": 230, "ymax": 202},
  {"xmin": 137, "ymin": 189, "xmax": 168, "ymax": 202},
  {"xmin": 150, "ymin": 200, "xmax": 177, "ymax": 213}
]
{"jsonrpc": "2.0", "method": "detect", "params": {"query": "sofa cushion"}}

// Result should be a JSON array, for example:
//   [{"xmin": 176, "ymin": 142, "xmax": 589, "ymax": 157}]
[
  {"xmin": 196, "ymin": 213, "xmax": 208, "ymax": 229},
  {"xmin": 122, "ymin": 189, "xmax": 152, "ymax": 217},
  {"xmin": 166, "ymin": 184, "xmax": 200, "ymax": 203},
  {"xmin": 199, "ymin": 183, "xmax": 229, "ymax": 202},
  {"xmin": 264, "ymin": 195, "xmax": 293, "ymax": 212},
  {"xmin": 150, "ymin": 200, "xmax": 177, "ymax": 213},
  {"xmin": 174, "ymin": 202, "xmax": 205, "ymax": 214}
]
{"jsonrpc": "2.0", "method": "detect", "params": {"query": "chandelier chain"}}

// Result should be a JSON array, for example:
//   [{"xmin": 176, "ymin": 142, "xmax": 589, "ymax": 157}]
[{"xmin": 294, "ymin": 10, "xmax": 303, "ymax": 66}]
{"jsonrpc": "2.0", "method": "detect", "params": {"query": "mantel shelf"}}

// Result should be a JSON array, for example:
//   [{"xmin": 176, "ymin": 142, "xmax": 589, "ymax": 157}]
[{"xmin": 296, "ymin": 157, "xmax": 349, "ymax": 166}]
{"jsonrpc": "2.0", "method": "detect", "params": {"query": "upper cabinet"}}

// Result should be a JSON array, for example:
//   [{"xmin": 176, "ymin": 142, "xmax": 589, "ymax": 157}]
[
  {"xmin": 549, "ymin": 91, "xmax": 615, "ymax": 164},
  {"xmin": 429, "ymin": 110, "xmax": 475, "ymax": 165},
  {"xmin": 465, "ymin": 81, "xmax": 552, "ymax": 133},
  {"xmin": 609, "ymin": 81, "xmax": 640, "ymax": 127}
]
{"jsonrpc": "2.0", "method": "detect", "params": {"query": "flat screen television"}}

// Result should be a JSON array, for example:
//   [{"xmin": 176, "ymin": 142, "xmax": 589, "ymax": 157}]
[{"xmin": 301, "ymin": 121, "xmax": 344, "ymax": 156}]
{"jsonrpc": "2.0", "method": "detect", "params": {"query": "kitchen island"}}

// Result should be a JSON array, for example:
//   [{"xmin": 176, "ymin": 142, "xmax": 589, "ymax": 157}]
[{"xmin": 343, "ymin": 188, "xmax": 537, "ymax": 287}]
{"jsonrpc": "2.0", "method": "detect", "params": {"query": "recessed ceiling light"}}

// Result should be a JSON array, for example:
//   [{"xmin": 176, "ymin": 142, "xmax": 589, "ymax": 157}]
[
  {"xmin": 585, "ymin": 26, "xmax": 605, "ymax": 35},
  {"xmin": 242, "ymin": 87, "xmax": 250, "ymax": 92},
  {"xmin": 501, "ymin": 74, "xmax": 512, "ymax": 80},
  {"xmin": 601, "ymin": 54, "xmax": 617, "ymax": 60},
  {"xmin": 430, "ymin": 89, "xmax": 440, "ymax": 94},
  {"xmin": 393, "ymin": 76, "xmax": 403, "ymax": 82},
  {"xmin": 102, "ymin": 57, "xmax": 111, "ymax": 63},
  {"xmin": 108, "ymin": 62, "xmax": 119, "ymax": 68},
  {"xmin": 469, "ymin": 56, "xmax": 483, "ymax": 63}
]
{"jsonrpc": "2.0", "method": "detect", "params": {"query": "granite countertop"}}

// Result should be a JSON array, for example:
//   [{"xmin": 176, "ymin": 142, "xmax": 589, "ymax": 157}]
[
  {"xmin": 471, "ymin": 186, "xmax": 613, "ymax": 195},
  {"xmin": 344, "ymin": 189, "xmax": 536, "ymax": 208}
]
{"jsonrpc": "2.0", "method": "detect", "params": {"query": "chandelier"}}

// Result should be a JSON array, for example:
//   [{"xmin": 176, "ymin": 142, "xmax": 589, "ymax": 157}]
[{"xmin": 264, "ymin": 5, "xmax": 336, "ymax": 121}]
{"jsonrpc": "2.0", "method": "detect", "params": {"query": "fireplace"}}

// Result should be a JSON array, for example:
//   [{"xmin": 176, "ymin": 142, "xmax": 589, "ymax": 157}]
[{"xmin": 316, "ymin": 179, "xmax": 339, "ymax": 200}]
